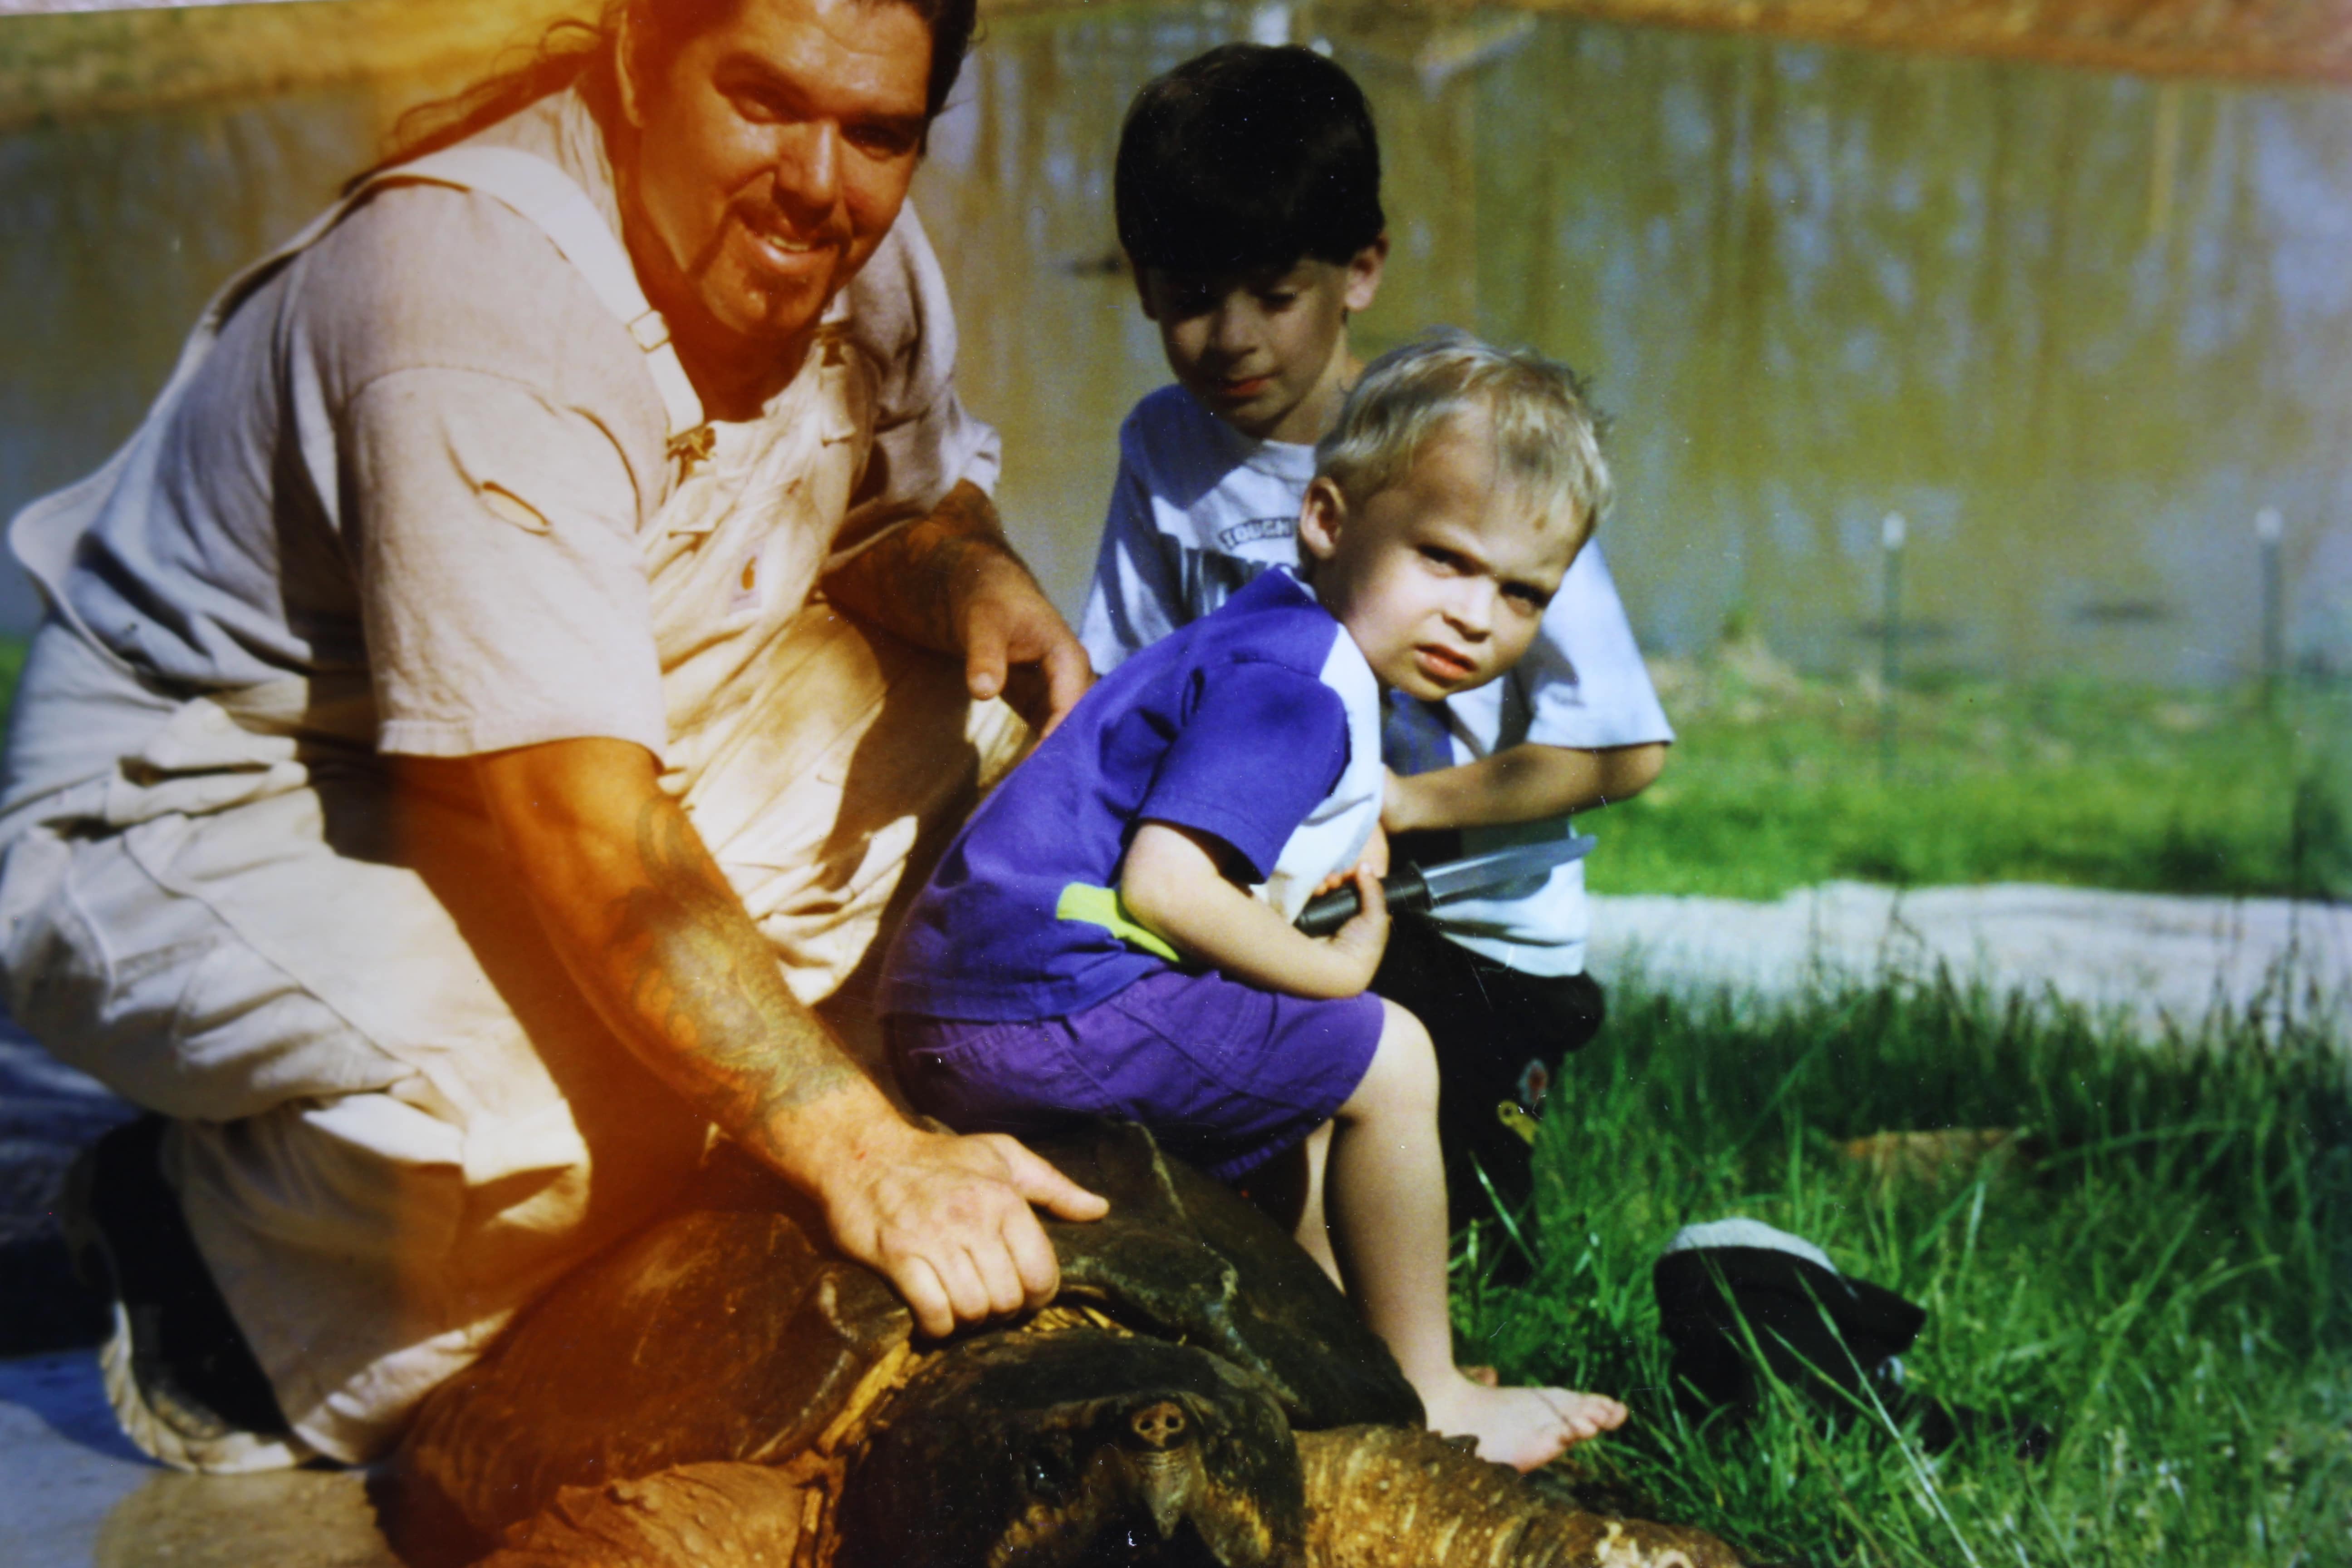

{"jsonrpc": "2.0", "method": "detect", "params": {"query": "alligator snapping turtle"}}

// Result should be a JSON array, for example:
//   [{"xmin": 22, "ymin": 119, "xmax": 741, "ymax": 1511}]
[{"xmin": 398, "ymin": 1121, "xmax": 1739, "ymax": 1568}]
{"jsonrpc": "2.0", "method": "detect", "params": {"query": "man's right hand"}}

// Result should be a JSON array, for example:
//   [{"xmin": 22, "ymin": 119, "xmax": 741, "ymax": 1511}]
[
  {"xmin": 808, "ymin": 1118, "xmax": 1110, "ymax": 1338},
  {"xmin": 462, "ymin": 736, "xmax": 1107, "ymax": 1339}
]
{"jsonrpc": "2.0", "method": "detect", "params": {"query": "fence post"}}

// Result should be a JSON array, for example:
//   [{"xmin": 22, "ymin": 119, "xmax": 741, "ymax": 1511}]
[
  {"xmin": 2256, "ymin": 506, "xmax": 2284, "ymax": 708},
  {"xmin": 1880, "ymin": 511, "xmax": 1905, "ymax": 780}
]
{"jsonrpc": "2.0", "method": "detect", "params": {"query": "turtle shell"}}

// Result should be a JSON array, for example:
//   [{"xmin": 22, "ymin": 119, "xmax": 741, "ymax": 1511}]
[
  {"xmin": 397, "ymin": 1120, "xmax": 1419, "ymax": 1548},
  {"xmin": 398, "ymin": 1174, "xmax": 912, "ymax": 1547},
  {"xmin": 1025, "ymin": 1119, "xmax": 1420, "ymax": 1432}
]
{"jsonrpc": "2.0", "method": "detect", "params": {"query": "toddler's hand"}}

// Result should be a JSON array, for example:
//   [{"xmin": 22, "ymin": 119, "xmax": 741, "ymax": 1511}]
[
  {"xmin": 1311, "ymin": 825, "xmax": 1390, "ymax": 898},
  {"xmin": 1323, "ymin": 864, "xmax": 1389, "ymax": 992}
]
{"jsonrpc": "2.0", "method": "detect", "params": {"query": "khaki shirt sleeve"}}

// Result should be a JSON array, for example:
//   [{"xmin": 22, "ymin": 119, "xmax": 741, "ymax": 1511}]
[
  {"xmin": 345, "ymin": 368, "xmax": 669, "ymax": 759},
  {"xmin": 298, "ymin": 186, "xmax": 673, "ymax": 760}
]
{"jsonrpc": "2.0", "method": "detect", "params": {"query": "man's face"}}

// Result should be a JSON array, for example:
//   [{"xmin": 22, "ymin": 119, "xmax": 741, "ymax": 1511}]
[
  {"xmin": 1136, "ymin": 243, "xmax": 1385, "ymax": 445},
  {"xmin": 1299, "ymin": 409, "xmax": 1585, "ymax": 702},
  {"xmin": 622, "ymin": 0, "xmax": 931, "ymax": 379}
]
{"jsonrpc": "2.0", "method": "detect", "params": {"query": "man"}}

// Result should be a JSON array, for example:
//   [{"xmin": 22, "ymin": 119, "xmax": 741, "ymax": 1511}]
[{"xmin": 0, "ymin": 0, "xmax": 1103, "ymax": 1472}]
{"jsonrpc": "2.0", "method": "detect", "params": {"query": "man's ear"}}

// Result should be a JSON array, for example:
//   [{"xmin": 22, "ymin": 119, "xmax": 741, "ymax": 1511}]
[
  {"xmin": 1297, "ymin": 477, "xmax": 1348, "ymax": 567},
  {"xmin": 614, "ymin": 8, "xmax": 649, "ymax": 130},
  {"xmin": 1132, "ymin": 261, "xmax": 1161, "ymax": 322},
  {"xmin": 1343, "ymin": 234, "xmax": 1389, "ymax": 315}
]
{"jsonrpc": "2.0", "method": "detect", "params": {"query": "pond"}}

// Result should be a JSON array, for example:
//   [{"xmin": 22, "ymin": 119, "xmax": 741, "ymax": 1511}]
[{"xmin": 3, "ymin": 0, "xmax": 2347, "ymax": 686}]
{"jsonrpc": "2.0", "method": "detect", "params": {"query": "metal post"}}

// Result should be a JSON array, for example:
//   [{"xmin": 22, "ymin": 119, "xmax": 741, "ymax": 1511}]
[
  {"xmin": 1880, "ymin": 511, "xmax": 1905, "ymax": 780},
  {"xmin": 2256, "ymin": 506, "xmax": 2284, "ymax": 706}
]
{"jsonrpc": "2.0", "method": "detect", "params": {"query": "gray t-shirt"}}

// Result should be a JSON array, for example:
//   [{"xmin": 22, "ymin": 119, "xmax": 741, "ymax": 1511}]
[{"xmin": 16, "ymin": 88, "xmax": 996, "ymax": 781}]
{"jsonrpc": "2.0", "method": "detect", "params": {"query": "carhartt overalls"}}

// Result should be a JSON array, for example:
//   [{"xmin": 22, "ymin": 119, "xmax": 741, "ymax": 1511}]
[{"xmin": 0, "ymin": 142, "xmax": 1019, "ymax": 1463}]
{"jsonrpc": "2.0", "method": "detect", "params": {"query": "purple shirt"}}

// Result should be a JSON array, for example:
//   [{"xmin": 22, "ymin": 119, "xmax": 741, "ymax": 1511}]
[{"xmin": 882, "ymin": 570, "xmax": 1361, "ymax": 1022}]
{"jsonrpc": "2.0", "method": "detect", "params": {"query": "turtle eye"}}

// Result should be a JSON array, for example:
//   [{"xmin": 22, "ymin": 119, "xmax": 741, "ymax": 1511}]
[{"xmin": 1024, "ymin": 1450, "xmax": 1071, "ymax": 1498}]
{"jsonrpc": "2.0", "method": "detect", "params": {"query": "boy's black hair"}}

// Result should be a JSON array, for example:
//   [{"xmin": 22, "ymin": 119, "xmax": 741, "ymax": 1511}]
[{"xmin": 1115, "ymin": 43, "xmax": 1384, "ymax": 277}]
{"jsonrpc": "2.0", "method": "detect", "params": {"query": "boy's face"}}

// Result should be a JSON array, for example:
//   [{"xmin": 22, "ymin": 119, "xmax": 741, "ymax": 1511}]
[
  {"xmin": 1135, "ymin": 241, "xmax": 1387, "ymax": 445},
  {"xmin": 1299, "ymin": 410, "xmax": 1586, "ymax": 702}
]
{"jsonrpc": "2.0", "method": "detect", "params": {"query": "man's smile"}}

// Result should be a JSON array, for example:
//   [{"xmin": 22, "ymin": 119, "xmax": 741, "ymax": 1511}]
[{"xmin": 735, "ymin": 212, "xmax": 840, "ymax": 277}]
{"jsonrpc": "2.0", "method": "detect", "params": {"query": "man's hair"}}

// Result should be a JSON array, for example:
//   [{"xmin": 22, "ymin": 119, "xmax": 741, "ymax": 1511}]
[
  {"xmin": 1114, "ymin": 44, "xmax": 1384, "ymax": 276},
  {"xmin": 364, "ymin": 0, "xmax": 976, "ymax": 180},
  {"xmin": 1317, "ymin": 330, "xmax": 1614, "ymax": 538}
]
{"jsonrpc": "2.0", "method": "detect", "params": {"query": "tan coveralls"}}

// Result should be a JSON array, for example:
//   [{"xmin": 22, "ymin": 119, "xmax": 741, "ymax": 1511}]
[{"xmin": 0, "ymin": 137, "xmax": 1019, "ymax": 1461}]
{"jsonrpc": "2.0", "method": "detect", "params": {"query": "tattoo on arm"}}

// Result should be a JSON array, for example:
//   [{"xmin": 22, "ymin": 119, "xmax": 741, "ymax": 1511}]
[{"xmin": 608, "ymin": 798, "xmax": 858, "ymax": 1132}]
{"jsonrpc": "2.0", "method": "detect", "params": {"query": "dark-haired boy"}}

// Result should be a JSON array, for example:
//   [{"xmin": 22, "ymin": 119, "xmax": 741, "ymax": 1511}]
[{"xmin": 1079, "ymin": 43, "xmax": 1674, "ymax": 1242}]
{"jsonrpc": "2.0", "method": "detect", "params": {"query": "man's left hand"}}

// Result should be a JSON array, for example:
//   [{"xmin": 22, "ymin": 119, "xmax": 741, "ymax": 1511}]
[
  {"xmin": 954, "ymin": 547, "xmax": 1093, "ymax": 737},
  {"xmin": 823, "ymin": 479, "xmax": 1095, "ymax": 738}
]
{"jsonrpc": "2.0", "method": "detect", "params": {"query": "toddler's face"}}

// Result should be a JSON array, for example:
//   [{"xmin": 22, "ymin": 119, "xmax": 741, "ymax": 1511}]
[
  {"xmin": 1135, "ymin": 245, "xmax": 1385, "ymax": 445},
  {"xmin": 1300, "ymin": 411, "xmax": 1585, "ymax": 702}
]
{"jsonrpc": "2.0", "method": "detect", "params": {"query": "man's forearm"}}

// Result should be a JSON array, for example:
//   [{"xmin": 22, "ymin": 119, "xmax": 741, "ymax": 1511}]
[
  {"xmin": 447, "ymin": 735, "xmax": 1107, "ymax": 1338},
  {"xmin": 464, "ymin": 740, "xmax": 887, "ymax": 1178},
  {"xmin": 1386, "ymin": 741, "xmax": 1669, "ymax": 835},
  {"xmin": 605, "ymin": 794, "xmax": 865, "ymax": 1132}
]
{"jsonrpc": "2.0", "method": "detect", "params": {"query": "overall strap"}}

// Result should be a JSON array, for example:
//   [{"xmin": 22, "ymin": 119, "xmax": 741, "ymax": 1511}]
[{"xmin": 367, "ymin": 145, "xmax": 706, "ymax": 443}]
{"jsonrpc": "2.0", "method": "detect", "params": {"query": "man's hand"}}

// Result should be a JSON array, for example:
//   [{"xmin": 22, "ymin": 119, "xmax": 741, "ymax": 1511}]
[
  {"xmin": 456, "ymin": 737, "xmax": 1107, "ymax": 1337},
  {"xmin": 953, "ymin": 545, "xmax": 1093, "ymax": 737},
  {"xmin": 813, "ymin": 1118, "xmax": 1111, "ymax": 1338},
  {"xmin": 825, "ymin": 480, "xmax": 1095, "ymax": 737}
]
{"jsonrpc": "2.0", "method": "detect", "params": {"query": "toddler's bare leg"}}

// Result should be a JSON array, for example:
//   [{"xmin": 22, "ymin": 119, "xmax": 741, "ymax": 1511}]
[
  {"xmin": 1289, "ymin": 1122, "xmax": 1341, "ymax": 1288},
  {"xmin": 1327, "ymin": 1000, "xmax": 1627, "ymax": 1471},
  {"xmin": 1241, "ymin": 1130, "xmax": 1341, "ymax": 1289}
]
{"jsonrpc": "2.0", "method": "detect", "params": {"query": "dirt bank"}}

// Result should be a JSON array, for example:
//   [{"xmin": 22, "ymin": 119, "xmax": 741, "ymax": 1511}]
[
  {"xmin": 1503, "ymin": 0, "xmax": 2352, "ymax": 85},
  {"xmin": 1590, "ymin": 882, "xmax": 2352, "ymax": 1039},
  {"xmin": 0, "ymin": 0, "xmax": 594, "ymax": 129},
  {"xmin": 4, "ymin": 0, "xmax": 2344, "ymax": 132}
]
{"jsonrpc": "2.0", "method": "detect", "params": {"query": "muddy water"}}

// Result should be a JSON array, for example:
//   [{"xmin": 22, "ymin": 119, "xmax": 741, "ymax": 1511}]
[{"xmin": 2, "ymin": 1, "xmax": 2346, "ymax": 684}]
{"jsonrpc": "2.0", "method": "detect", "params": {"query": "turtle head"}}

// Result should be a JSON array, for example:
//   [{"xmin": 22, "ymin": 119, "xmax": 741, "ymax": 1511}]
[{"xmin": 837, "ymin": 1331, "xmax": 1303, "ymax": 1568}]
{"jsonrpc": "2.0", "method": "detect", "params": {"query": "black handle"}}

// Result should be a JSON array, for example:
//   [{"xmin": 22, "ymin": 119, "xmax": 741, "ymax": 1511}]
[{"xmin": 1294, "ymin": 863, "xmax": 1431, "ymax": 937}]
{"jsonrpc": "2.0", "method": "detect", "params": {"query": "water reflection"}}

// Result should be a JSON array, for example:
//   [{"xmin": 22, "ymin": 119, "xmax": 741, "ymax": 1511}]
[
  {"xmin": 0, "ymin": 70, "xmax": 468, "ymax": 633},
  {"xmin": 2, "ymin": 2, "xmax": 2345, "ymax": 684}
]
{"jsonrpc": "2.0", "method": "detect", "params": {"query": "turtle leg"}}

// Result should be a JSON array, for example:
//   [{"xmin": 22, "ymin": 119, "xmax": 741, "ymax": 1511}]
[
  {"xmin": 475, "ymin": 1461, "xmax": 813, "ymax": 1568},
  {"xmin": 1296, "ymin": 1427, "xmax": 1744, "ymax": 1568}
]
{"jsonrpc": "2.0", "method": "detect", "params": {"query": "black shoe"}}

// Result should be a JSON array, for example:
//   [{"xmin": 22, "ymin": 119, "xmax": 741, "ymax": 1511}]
[
  {"xmin": 59, "ymin": 1116, "xmax": 311, "ymax": 1472},
  {"xmin": 1654, "ymin": 1219, "xmax": 2053, "ymax": 1462}
]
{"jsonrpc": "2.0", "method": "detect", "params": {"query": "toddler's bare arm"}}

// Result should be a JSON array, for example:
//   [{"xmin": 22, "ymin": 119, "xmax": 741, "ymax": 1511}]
[{"xmin": 1120, "ymin": 822, "xmax": 1387, "ymax": 999}]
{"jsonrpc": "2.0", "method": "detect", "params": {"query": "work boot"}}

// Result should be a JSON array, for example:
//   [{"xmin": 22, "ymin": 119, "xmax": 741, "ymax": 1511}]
[{"xmin": 59, "ymin": 1116, "xmax": 312, "ymax": 1472}]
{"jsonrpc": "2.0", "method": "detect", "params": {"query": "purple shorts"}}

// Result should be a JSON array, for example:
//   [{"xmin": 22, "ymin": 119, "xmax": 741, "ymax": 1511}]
[{"xmin": 889, "ymin": 969, "xmax": 1387, "ymax": 1182}]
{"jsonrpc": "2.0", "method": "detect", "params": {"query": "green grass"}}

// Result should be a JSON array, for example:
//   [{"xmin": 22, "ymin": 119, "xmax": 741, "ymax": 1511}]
[
  {"xmin": 0, "ymin": 637, "xmax": 25, "ymax": 723},
  {"xmin": 0, "ymin": 619, "xmax": 2338, "ymax": 1558},
  {"xmin": 1462, "ymin": 975, "xmax": 2352, "ymax": 1565},
  {"xmin": 1592, "ymin": 641, "xmax": 2352, "ymax": 903},
  {"xmin": 5, "ymin": 627, "xmax": 2342, "ymax": 904}
]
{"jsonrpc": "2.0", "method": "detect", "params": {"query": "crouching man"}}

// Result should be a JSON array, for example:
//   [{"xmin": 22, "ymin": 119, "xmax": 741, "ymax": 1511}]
[{"xmin": 0, "ymin": 0, "xmax": 1102, "ymax": 1471}]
